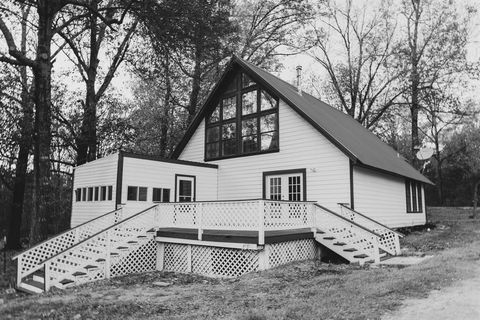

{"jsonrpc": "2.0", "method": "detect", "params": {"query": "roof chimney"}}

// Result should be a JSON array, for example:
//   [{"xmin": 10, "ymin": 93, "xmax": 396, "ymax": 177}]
[{"xmin": 296, "ymin": 65, "xmax": 303, "ymax": 96}]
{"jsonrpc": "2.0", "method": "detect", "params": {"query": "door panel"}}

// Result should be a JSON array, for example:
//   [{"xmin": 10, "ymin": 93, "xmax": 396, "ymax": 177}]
[
  {"xmin": 176, "ymin": 175, "xmax": 195, "ymax": 202},
  {"xmin": 265, "ymin": 173, "xmax": 304, "ymax": 201}
]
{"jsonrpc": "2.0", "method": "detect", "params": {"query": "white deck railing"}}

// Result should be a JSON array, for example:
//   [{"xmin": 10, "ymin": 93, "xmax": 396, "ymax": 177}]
[
  {"xmin": 338, "ymin": 204, "xmax": 402, "ymax": 255},
  {"xmin": 156, "ymin": 199, "xmax": 314, "ymax": 244}
]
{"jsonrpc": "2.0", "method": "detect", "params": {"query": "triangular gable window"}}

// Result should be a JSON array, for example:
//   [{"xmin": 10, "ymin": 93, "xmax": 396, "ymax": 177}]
[{"xmin": 205, "ymin": 71, "xmax": 279, "ymax": 160}]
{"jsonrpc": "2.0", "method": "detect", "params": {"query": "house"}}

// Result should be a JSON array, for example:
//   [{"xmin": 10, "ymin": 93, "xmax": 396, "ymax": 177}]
[{"xmin": 13, "ymin": 56, "xmax": 431, "ymax": 294}]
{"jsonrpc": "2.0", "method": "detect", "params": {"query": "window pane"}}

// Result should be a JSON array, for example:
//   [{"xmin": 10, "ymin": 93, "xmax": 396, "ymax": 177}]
[
  {"xmin": 222, "ymin": 123, "xmax": 236, "ymax": 139},
  {"xmin": 82, "ymin": 188, "xmax": 86, "ymax": 201},
  {"xmin": 206, "ymin": 126, "xmax": 220, "ymax": 143},
  {"xmin": 127, "ymin": 186, "xmax": 137, "ymax": 201},
  {"xmin": 417, "ymin": 184, "xmax": 423, "ymax": 212},
  {"xmin": 76, "ymin": 189, "xmax": 81, "ymax": 202},
  {"xmin": 162, "ymin": 189, "xmax": 170, "ymax": 202},
  {"xmin": 139, "ymin": 187, "xmax": 148, "ymax": 201},
  {"xmin": 260, "ymin": 113, "xmax": 277, "ymax": 132},
  {"xmin": 242, "ymin": 135, "xmax": 258, "ymax": 153},
  {"xmin": 260, "ymin": 91, "xmax": 277, "ymax": 111},
  {"xmin": 108, "ymin": 186, "xmax": 113, "ymax": 200},
  {"xmin": 222, "ymin": 139, "xmax": 237, "ymax": 156},
  {"xmin": 222, "ymin": 97, "xmax": 236, "ymax": 120},
  {"xmin": 269, "ymin": 177, "xmax": 281, "ymax": 200},
  {"xmin": 288, "ymin": 176, "xmax": 301, "ymax": 201},
  {"xmin": 101, "ymin": 186, "xmax": 107, "ymax": 201},
  {"xmin": 208, "ymin": 105, "xmax": 220, "ymax": 123},
  {"xmin": 153, "ymin": 188, "xmax": 162, "ymax": 202},
  {"xmin": 242, "ymin": 91, "xmax": 257, "ymax": 115},
  {"xmin": 206, "ymin": 142, "xmax": 219, "ymax": 158},
  {"xmin": 242, "ymin": 118, "xmax": 257, "ymax": 136},
  {"xmin": 405, "ymin": 181, "xmax": 411, "ymax": 212},
  {"xmin": 261, "ymin": 132, "xmax": 278, "ymax": 151},
  {"xmin": 94, "ymin": 187, "xmax": 99, "ymax": 201},
  {"xmin": 242, "ymin": 73, "xmax": 256, "ymax": 88},
  {"xmin": 88, "ymin": 187, "xmax": 93, "ymax": 201},
  {"xmin": 179, "ymin": 180, "xmax": 192, "ymax": 196}
]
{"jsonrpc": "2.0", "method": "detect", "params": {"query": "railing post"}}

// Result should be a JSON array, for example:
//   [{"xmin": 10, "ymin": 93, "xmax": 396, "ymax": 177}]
[
  {"xmin": 44, "ymin": 261, "xmax": 51, "ymax": 292},
  {"xmin": 394, "ymin": 234, "xmax": 401, "ymax": 255},
  {"xmin": 372, "ymin": 235, "xmax": 380, "ymax": 263},
  {"xmin": 311, "ymin": 204, "xmax": 317, "ymax": 236},
  {"xmin": 258, "ymin": 200, "xmax": 265, "ymax": 245},
  {"xmin": 156, "ymin": 243, "xmax": 165, "ymax": 271},
  {"xmin": 198, "ymin": 203, "xmax": 203, "ymax": 241},
  {"xmin": 105, "ymin": 230, "xmax": 111, "ymax": 279}
]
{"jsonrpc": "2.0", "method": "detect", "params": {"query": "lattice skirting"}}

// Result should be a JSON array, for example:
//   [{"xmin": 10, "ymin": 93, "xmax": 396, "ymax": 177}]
[{"xmin": 162, "ymin": 239, "xmax": 317, "ymax": 278}]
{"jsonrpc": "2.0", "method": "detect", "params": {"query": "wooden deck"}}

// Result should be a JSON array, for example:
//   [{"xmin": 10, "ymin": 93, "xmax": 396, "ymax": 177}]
[{"xmin": 156, "ymin": 228, "xmax": 314, "ymax": 245}]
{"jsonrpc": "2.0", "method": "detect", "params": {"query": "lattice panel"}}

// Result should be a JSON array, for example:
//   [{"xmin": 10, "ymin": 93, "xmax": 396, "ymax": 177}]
[
  {"xmin": 268, "ymin": 239, "xmax": 316, "ymax": 268},
  {"xmin": 264, "ymin": 201, "xmax": 312, "ymax": 230},
  {"xmin": 192, "ymin": 246, "xmax": 259, "ymax": 277},
  {"xmin": 110, "ymin": 239, "xmax": 157, "ymax": 277},
  {"xmin": 16, "ymin": 208, "xmax": 122, "ymax": 278},
  {"xmin": 164, "ymin": 244, "xmax": 190, "ymax": 273},
  {"xmin": 201, "ymin": 201, "xmax": 259, "ymax": 230}
]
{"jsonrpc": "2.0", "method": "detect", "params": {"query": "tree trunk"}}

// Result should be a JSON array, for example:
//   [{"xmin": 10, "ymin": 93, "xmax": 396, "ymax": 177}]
[
  {"xmin": 409, "ymin": 0, "xmax": 421, "ymax": 170},
  {"xmin": 6, "ymin": 6, "xmax": 34, "ymax": 249},
  {"xmin": 29, "ymin": 0, "xmax": 57, "ymax": 245},
  {"xmin": 160, "ymin": 53, "xmax": 172, "ymax": 157},
  {"xmin": 473, "ymin": 180, "xmax": 480, "ymax": 219},
  {"xmin": 187, "ymin": 47, "xmax": 202, "ymax": 124}
]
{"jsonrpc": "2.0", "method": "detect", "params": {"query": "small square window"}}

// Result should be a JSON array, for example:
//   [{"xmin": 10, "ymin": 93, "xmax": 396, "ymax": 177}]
[
  {"xmin": 75, "ymin": 188, "xmax": 81, "ymax": 202},
  {"xmin": 94, "ymin": 187, "xmax": 99, "ymax": 201},
  {"xmin": 87, "ymin": 187, "xmax": 93, "ymax": 201},
  {"xmin": 152, "ymin": 188, "xmax": 162, "ymax": 202},
  {"xmin": 100, "ymin": 186, "xmax": 107, "ymax": 201},
  {"xmin": 162, "ymin": 189, "xmax": 170, "ymax": 202},
  {"xmin": 127, "ymin": 186, "xmax": 137, "ymax": 201},
  {"xmin": 139, "ymin": 187, "xmax": 148, "ymax": 201},
  {"xmin": 82, "ymin": 188, "xmax": 86, "ymax": 201}
]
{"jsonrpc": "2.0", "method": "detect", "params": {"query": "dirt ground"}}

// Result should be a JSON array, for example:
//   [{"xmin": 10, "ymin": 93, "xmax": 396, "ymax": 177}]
[{"xmin": 383, "ymin": 262, "xmax": 480, "ymax": 320}]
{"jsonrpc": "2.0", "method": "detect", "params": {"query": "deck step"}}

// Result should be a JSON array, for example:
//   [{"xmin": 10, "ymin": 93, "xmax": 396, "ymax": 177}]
[
  {"xmin": 127, "ymin": 241, "xmax": 138, "ymax": 244},
  {"xmin": 137, "ymin": 235, "xmax": 147, "ymax": 238},
  {"xmin": 59, "ymin": 278, "xmax": 75, "ymax": 286},
  {"xmin": 96, "ymin": 258, "xmax": 106, "ymax": 263},
  {"xmin": 353, "ymin": 254, "xmax": 369, "ymax": 259},
  {"xmin": 33, "ymin": 270, "xmax": 45, "ymax": 284},
  {"xmin": 84, "ymin": 265, "xmax": 99, "ymax": 270},
  {"xmin": 72, "ymin": 271, "xmax": 87, "ymax": 277},
  {"xmin": 323, "ymin": 236, "xmax": 335, "ymax": 240},
  {"xmin": 117, "ymin": 246, "xmax": 128, "ymax": 250},
  {"xmin": 19, "ymin": 279, "xmax": 44, "ymax": 294},
  {"xmin": 316, "ymin": 229, "xmax": 325, "ymax": 234},
  {"xmin": 110, "ymin": 252, "xmax": 119, "ymax": 256},
  {"xmin": 333, "ymin": 242, "xmax": 346, "ymax": 246},
  {"xmin": 343, "ymin": 248, "xmax": 358, "ymax": 252}
]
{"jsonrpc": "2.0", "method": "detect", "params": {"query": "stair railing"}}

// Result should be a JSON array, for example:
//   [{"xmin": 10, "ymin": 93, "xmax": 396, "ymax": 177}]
[
  {"xmin": 41, "ymin": 205, "xmax": 158, "ymax": 291},
  {"xmin": 13, "ymin": 207, "xmax": 123, "ymax": 287},
  {"xmin": 314, "ymin": 204, "xmax": 382, "ymax": 263},
  {"xmin": 338, "ymin": 204, "xmax": 403, "ymax": 255}
]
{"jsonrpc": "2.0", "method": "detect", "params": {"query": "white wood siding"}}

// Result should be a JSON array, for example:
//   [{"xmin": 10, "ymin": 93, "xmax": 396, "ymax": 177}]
[
  {"xmin": 120, "ymin": 157, "xmax": 218, "ymax": 217},
  {"xmin": 353, "ymin": 166, "xmax": 426, "ymax": 228},
  {"xmin": 71, "ymin": 153, "xmax": 118, "ymax": 227},
  {"xmin": 179, "ymin": 100, "xmax": 351, "ymax": 211}
]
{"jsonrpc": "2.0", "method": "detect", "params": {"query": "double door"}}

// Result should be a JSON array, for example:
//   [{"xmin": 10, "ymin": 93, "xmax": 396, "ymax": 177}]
[{"xmin": 265, "ymin": 172, "xmax": 304, "ymax": 201}]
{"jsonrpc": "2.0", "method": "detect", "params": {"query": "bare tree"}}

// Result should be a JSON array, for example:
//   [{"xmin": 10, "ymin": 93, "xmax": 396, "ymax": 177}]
[{"xmin": 308, "ymin": 0, "xmax": 404, "ymax": 129}]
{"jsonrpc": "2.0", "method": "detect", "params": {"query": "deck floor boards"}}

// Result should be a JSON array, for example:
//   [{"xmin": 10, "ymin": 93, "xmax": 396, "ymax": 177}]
[{"xmin": 156, "ymin": 228, "xmax": 314, "ymax": 244}]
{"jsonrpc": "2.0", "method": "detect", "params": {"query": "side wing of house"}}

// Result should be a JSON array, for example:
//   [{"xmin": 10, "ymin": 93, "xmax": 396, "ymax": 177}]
[
  {"xmin": 71, "ymin": 153, "xmax": 119, "ymax": 227},
  {"xmin": 119, "ymin": 155, "xmax": 218, "ymax": 216},
  {"xmin": 353, "ymin": 166, "xmax": 426, "ymax": 228}
]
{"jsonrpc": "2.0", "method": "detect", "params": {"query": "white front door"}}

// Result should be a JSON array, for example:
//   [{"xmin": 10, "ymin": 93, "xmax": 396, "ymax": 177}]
[
  {"xmin": 176, "ymin": 175, "xmax": 195, "ymax": 202},
  {"xmin": 265, "ymin": 173, "xmax": 304, "ymax": 201}
]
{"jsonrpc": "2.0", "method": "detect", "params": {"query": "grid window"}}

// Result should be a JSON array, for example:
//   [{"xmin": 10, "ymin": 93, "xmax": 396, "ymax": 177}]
[
  {"xmin": 288, "ymin": 176, "xmax": 301, "ymax": 201},
  {"xmin": 205, "ymin": 72, "xmax": 278, "ymax": 160},
  {"xmin": 269, "ymin": 177, "xmax": 281, "ymax": 200}
]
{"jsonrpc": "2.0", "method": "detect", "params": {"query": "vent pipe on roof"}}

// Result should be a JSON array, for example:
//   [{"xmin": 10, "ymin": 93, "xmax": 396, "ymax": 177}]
[{"xmin": 296, "ymin": 65, "xmax": 303, "ymax": 96}]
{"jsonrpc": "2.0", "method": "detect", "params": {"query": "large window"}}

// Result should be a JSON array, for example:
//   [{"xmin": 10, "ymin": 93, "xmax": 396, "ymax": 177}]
[
  {"xmin": 406, "ymin": 180, "xmax": 423, "ymax": 213},
  {"xmin": 127, "ymin": 186, "xmax": 148, "ymax": 201},
  {"xmin": 152, "ymin": 188, "xmax": 171, "ymax": 203},
  {"xmin": 205, "ymin": 73, "xmax": 279, "ymax": 160}
]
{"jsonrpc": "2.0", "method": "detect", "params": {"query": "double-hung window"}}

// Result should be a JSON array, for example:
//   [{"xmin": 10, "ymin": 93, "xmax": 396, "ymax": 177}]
[{"xmin": 205, "ymin": 72, "xmax": 279, "ymax": 160}]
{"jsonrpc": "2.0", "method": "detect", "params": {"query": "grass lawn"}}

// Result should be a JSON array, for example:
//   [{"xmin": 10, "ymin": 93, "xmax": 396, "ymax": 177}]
[{"xmin": 1, "ymin": 207, "xmax": 480, "ymax": 320}]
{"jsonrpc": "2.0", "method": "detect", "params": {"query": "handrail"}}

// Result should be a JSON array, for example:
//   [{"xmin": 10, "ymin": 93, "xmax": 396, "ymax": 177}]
[
  {"xmin": 12, "ymin": 207, "xmax": 122, "ymax": 260},
  {"xmin": 42, "ymin": 205, "xmax": 158, "ymax": 265},
  {"xmin": 314, "ymin": 203, "xmax": 382, "ymax": 238},
  {"xmin": 338, "ymin": 203, "xmax": 404, "ymax": 238}
]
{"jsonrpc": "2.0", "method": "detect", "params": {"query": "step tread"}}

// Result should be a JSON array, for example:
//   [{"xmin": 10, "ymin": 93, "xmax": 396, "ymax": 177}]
[
  {"xmin": 323, "ymin": 236, "xmax": 335, "ymax": 240},
  {"xmin": 343, "ymin": 248, "xmax": 358, "ymax": 252},
  {"xmin": 72, "ymin": 271, "xmax": 87, "ymax": 276},
  {"xmin": 22, "ymin": 278, "xmax": 44, "ymax": 290},
  {"xmin": 353, "ymin": 254, "xmax": 369, "ymax": 259},
  {"xmin": 127, "ymin": 241, "xmax": 138, "ymax": 244},
  {"xmin": 59, "ymin": 278, "xmax": 75, "ymax": 285},
  {"xmin": 333, "ymin": 242, "xmax": 347, "ymax": 246},
  {"xmin": 96, "ymin": 258, "xmax": 106, "ymax": 262},
  {"xmin": 84, "ymin": 265, "xmax": 99, "ymax": 270},
  {"xmin": 117, "ymin": 246, "xmax": 129, "ymax": 250}
]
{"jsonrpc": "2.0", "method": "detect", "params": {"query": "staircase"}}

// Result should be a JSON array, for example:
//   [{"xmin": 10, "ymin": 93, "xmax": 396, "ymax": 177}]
[
  {"xmin": 312, "ymin": 204, "xmax": 402, "ymax": 265},
  {"xmin": 13, "ymin": 205, "xmax": 159, "ymax": 294}
]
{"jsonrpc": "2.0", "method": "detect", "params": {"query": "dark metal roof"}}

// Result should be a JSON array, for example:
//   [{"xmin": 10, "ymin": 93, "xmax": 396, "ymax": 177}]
[{"xmin": 173, "ymin": 55, "xmax": 432, "ymax": 184}]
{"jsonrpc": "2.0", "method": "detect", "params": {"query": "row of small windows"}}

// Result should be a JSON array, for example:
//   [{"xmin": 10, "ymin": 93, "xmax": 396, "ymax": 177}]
[
  {"xmin": 205, "ymin": 73, "xmax": 279, "ymax": 160},
  {"xmin": 127, "ymin": 186, "xmax": 171, "ymax": 203},
  {"xmin": 405, "ymin": 180, "xmax": 423, "ymax": 213},
  {"xmin": 75, "ymin": 186, "xmax": 113, "ymax": 202}
]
